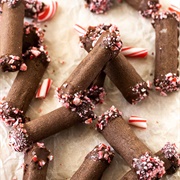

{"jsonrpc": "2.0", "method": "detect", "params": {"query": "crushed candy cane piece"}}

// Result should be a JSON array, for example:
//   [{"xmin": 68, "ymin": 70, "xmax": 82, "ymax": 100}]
[
  {"xmin": 36, "ymin": 78, "xmax": 53, "ymax": 98},
  {"xmin": 128, "ymin": 115, "xmax": 147, "ymax": 129}
]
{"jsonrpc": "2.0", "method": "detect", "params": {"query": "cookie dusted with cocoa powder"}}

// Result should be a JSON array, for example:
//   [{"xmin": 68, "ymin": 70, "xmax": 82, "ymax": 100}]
[
  {"xmin": 71, "ymin": 143, "xmax": 114, "ymax": 180},
  {"xmin": 0, "ymin": 0, "xmax": 24, "ymax": 72}
]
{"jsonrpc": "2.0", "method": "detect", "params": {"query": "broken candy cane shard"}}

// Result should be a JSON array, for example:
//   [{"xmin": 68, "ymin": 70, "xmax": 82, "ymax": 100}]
[
  {"xmin": 36, "ymin": 79, "xmax": 53, "ymax": 98},
  {"xmin": 74, "ymin": 24, "xmax": 87, "ymax": 36},
  {"xmin": 23, "ymin": 142, "xmax": 53, "ymax": 180},
  {"xmin": 128, "ymin": 115, "xmax": 147, "ymax": 129},
  {"xmin": 38, "ymin": 0, "xmax": 58, "ymax": 22},
  {"xmin": 168, "ymin": 4, "xmax": 180, "ymax": 16},
  {"xmin": 71, "ymin": 143, "xmax": 114, "ymax": 180},
  {"xmin": 0, "ymin": 0, "xmax": 24, "ymax": 72},
  {"xmin": 153, "ymin": 12, "xmax": 180, "ymax": 95}
]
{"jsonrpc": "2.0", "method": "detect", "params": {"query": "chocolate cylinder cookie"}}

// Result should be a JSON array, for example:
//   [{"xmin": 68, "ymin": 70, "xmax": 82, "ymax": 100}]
[
  {"xmin": 121, "ymin": 142, "xmax": 180, "ymax": 179},
  {"xmin": 104, "ymin": 53, "xmax": 148, "ymax": 104},
  {"xmin": 58, "ymin": 30, "xmax": 122, "ymax": 95},
  {"xmin": 96, "ymin": 106, "xmax": 177, "ymax": 179},
  {"xmin": 152, "ymin": 12, "xmax": 180, "ymax": 95},
  {"xmin": 125, "ymin": 0, "xmax": 161, "ymax": 18},
  {"xmin": 79, "ymin": 24, "xmax": 148, "ymax": 104},
  {"xmin": 23, "ymin": 142, "xmax": 53, "ymax": 180},
  {"xmin": 0, "ymin": 46, "xmax": 50, "ymax": 126},
  {"xmin": 0, "ymin": 0, "xmax": 24, "ymax": 72},
  {"xmin": 9, "ymin": 85, "xmax": 106, "ymax": 152},
  {"xmin": 71, "ymin": 143, "xmax": 114, "ymax": 180}
]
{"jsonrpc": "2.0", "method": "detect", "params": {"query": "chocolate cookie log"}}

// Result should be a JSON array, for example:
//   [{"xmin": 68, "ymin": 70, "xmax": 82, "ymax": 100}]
[
  {"xmin": 23, "ymin": 142, "xmax": 53, "ymax": 180},
  {"xmin": 152, "ymin": 12, "xmax": 180, "ymax": 95},
  {"xmin": 0, "ymin": 0, "xmax": 24, "ymax": 72},
  {"xmin": 9, "ymin": 84, "xmax": 105, "ymax": 152},
  {"xmin": 121, "ymin": 142, "xmax": 180, "ymax": 179},
  {"xmin": 0, "ymin": 47, "xmax": 49, "ymax": 126},
  {"xmin": 125, "ymin": 0, "xmax": 160, "ymax": 18},
  {"xmin": 58, "ymin": 31, "xmax": 122, "ymax": 95},
  {"xmin": 97, "ymin": 106, "xmax": 167, "ymax": 179},
  {"xmin": 71, "ymin": 143, "xmax": 114, "ymax": 180},
  {"xmin": 104, "ymin": 53, "xmax": 148, "ymax": 104}
]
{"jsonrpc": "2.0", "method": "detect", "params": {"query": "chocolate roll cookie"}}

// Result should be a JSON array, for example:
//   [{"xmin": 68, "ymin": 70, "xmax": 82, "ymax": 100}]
[
  {"xmin": 121, "ymin": 142, "xmax": 180, "ymax": 179},
  {"xmin": 23, "ymin": 142, "xmax": 53, "ymax": 180},
  {"xmin": 97, "ymin": 106, "xmax": 179, "ymax": 179},
  {"xmin": 125, "ymin": 0, "xmax": 161, "ymax": 18},
  {"xmin": 0, "ymin": 46, "xmax": 50, "ymax": 126},
  {"xmin": 0, "ymin": 0, "xmax": 24, "ymax": 72},
  {"xmin": 71, "ymin": 143, "xmax": 114, "ymax": 180},
  {"xmin": 152, "ymin": 12, "xmax": 179, "ymax": 95},
  {"xmin": 79, "ymin": 24, "xmax": 148, "ymax": 104}
]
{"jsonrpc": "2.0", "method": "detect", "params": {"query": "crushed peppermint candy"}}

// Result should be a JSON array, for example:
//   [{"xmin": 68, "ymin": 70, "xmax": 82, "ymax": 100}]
[
  {"xmin": 0, "ymin": 102, "xmax": 30, "ymax": 127},
  {"xmin": 85, "ymin": 0, "xmax": 113, "ymax": 14},
  {"xmin": 161, "ymin": 142, "xmax": 180, "ymax": 169},
  {"xmin": 140, "ymin": 0, "xmax": 161, "ymax": 18},
  {"xmin": 23, "ymin": 46, "xmax": 50, "ymax": 63},
  {"xmin": 96, "ymin": 106, "xmax": 122, "ymax": 131},
  {"xmin": 154, "ymin": 73, "xmax": 180, "ymax": 95},
  {"xmin": 23, "ymin": 22, "xmax": 45, "ymax": 53},
  {"xmin": 131, "ymin": 82, "xmax": 149, "ymax": 104},
  {"xmin": 56, "ymin": 86, "xmax": 103, "ymax": 123},
  {"xmin": 79, "ymin": 24, "xmax": 121, "ymax": 52},
  {"xmin": 9, "ymin": 123, "xmax": 32, "ymax": 152},
  {"xmin": 0, "ymin": 0, "xmax": 20, "ymax": 8},
  {"xmin": 90, "ymin": 143, "xmax": 114, "ymax": 163},
  {"xmin": 24, "ymin": 0, "xmax": 45, "ymax": 19},
  {"xmin": 132, "ymin": 152, "xmax": 165, "ymax": 180},
  {"xmin": 0, "ymin": 55, "xmax": 23, "ymax": 72}
]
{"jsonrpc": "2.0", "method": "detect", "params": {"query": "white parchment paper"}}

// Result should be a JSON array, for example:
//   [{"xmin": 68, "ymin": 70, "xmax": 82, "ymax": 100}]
[{"xmin": 0, "ymin": 0, "xmax": 180, "ymax": 179}]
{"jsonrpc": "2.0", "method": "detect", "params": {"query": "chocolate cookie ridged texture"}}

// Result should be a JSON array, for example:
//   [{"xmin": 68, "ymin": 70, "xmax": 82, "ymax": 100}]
[
  {"xmin": 71, "ymin": 143, "xmax": 114, "ymax": 180},
  {"xmin": 0, "ymin": 0, "xmax": 24, "ymax": 72},
  {"xmin": 152, "ymin": 12, "xmax": 180, "ymax": 95},
  {"xmin": 0, "ymin": 46, "xmax": 50, "ymax": 127}
]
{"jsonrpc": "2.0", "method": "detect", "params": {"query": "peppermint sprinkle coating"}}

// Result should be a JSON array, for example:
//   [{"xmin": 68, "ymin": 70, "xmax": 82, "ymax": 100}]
[
  {"xmin": 56, "ymin": 87, "xmax": 97, "ymax": 123},
  {"xmin": 161, "ymin": 142, "xmax": 180, "ymax": 171},
  {"xmin": 23, "ymin": 46, "xmax": 50, "ymax": 63},
  {"xmin": 80, "ymin": 24, "xmax": 120, "ymax": 52},
  {"xmin": 85, "ymin": 0, "xmax": 113, "ymax": 14},
  {"xmin": 140, "ymin": 0, "xmax": 161, "ymax": 18},
  {"xmin": 9, "ymin": 123, "xmax": 32, "ymax": 152},
  {"xmin": 86, "ymin": 85, "xmax": 106, "ymax": 104},
  {"xmin": 131, "ymin": 82, "xmax": 148, "ymax": 104},
  {"xmin": 97, "ymin": 106, "xmax": 122, "ymax": 131},
  {"xmin": 0, "ymin": 102, "xmax": 30, "ymax": 127},
  {"xmin": 132, "ymin": 152, "xmax": 165, "ymax": 180},
  {"xmin": 0, "ymin": 0, "xmax": 20, "ymax": 8},
  {"xmin": 0, "ymin": 55, "xmax": 23, "ymax": 72},
  {"xmin": 23, "ymin": 22, "xmax": 45, "ymax": 53},
  {"xmin": 90, "ymin": 143, "xmax": 114, "ymax": 163},
  {"xmin": 154, "ymin": 73, "xmax": 180, "ymax": 96},
  {"xmin": 25, "ymin": 0, "xmax": 45, "ymax": 19}
]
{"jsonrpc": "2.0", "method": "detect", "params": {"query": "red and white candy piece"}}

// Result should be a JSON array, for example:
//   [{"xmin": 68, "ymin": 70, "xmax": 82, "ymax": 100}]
[
  {"xmin": 121, "ymin": 46, "xmax": 148, "ymax": 58},
  {"xmin": 37, "ymin": 0, "xmax": 58, "ymax": 22},
  {"xmin": 36, "ymin": 78, "xmax": 53, "ymax": 98},
  {"xmin": 74, "ymin": 24, "xmax": 148, "ymax": 58},
  {"xmin": 128, "ymin": 115, "xmax": 147, "ymax": 129},
  {"xmin": 168, "ymin": 4, "xmax": 180, "ymax": 17}
]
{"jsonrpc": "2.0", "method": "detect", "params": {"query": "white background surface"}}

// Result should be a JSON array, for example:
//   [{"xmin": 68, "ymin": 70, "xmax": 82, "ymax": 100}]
[{"xmin": 0, "ymin": 0, "xmax": 180, "ymax": 179}]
